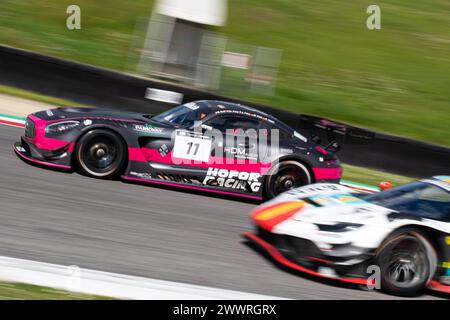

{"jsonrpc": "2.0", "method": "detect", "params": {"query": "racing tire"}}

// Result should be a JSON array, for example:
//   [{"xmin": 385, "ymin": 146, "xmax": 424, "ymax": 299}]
[
  {"xmin": 375, "ymin": 228, "xmax": 437, "ymax": 297},
  {"xmin": 75, "ymin": 129, "xmax": 127, "ymax": 179},
  {"xmin": 264, "ymin": 160, "xmax": 312, "ymax": 199}
]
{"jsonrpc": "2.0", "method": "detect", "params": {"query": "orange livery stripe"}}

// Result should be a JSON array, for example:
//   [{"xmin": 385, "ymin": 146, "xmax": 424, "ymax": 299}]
[{"xmin": 251, "ymin": 201, "xmax": 306, "ymax": 231}]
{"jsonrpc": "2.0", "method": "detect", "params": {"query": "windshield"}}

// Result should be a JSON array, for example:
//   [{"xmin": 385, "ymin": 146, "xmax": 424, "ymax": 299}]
[
  {"xmin": 152, "ymin": 102, "xmax": 211, "ymax": 127},
  {"xmin": 363, "ymin": 182, "xmax": 450, "ymax": 221}
]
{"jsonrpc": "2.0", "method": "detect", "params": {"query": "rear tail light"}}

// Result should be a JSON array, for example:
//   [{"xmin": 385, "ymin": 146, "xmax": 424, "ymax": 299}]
[{"xmin": 324, "ymin": 159, "xmax": 340, "ymax": 167}]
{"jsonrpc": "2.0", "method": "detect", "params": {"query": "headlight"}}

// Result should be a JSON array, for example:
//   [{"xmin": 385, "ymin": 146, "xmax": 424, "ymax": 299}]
[{"xmin": 45, "ymin": 121, "xmax": 80, "ymax": 134}]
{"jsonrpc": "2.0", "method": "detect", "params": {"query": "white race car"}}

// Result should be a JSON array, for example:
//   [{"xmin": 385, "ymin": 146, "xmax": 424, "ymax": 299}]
[{"xmin": 243, "ymin": 176, "xmax": 450, "ymax": 296}]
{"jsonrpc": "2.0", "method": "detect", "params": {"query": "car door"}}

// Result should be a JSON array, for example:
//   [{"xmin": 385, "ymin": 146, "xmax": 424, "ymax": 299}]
[{"xmin": 203, "ymin": 114, "xmax": 264, "ymax": 167}]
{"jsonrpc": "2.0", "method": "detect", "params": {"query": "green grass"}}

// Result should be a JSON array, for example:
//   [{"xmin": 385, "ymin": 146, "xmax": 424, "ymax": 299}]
[
  {"xmin": 0, "ymin": 281, "xmax": 113, "ymax": 300},
  {"xmin": 0, "ymin": 1, "xmax": 449, "ymax": 145},
  {"xmin": 342, "ymin": 164, "xmax": 414, "ymax": 187},
  {"xmin": 0, "ymin": 85, "xmax": 77, "ymax": 106}
]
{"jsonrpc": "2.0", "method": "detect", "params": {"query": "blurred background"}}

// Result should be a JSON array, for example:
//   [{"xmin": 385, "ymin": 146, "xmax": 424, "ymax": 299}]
[
  {"xmin": 0, "ymin": 0, "xmax": 449, "ymax": 145},
  {"xmin": 0, "ymin": 1, "xmax": 449, "ymax": 301}
]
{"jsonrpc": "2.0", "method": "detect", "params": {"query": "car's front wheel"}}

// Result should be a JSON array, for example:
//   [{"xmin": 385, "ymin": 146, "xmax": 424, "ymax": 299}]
[
  {"xmin": 264, "ymin": 160, "xmax": 312, "ymax": 199},
  {"xmin": 375, "ymin": 229, "xmax": 437, "ymax": 297},
  {"xmin": 75, "ymin": 129, "xmax": 127, "ymax": 179}
]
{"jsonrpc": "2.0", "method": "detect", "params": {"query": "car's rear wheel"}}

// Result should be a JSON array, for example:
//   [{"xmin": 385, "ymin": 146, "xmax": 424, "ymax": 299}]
[
  {"xmin": 264, "ymin": 160, "xmax": 312, "ymax": 199},
  {"xmin": 375, "ymin": 229, "xmax": 436, "ymax": 297},
  {"xmin": 75, "ymin": 129, "xmax": 127, "ymax": 178}
]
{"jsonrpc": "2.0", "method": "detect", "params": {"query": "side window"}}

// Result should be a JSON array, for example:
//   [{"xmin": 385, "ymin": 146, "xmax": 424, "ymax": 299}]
[
  {"xmin": 268, "ymin": 124, "xmax": 292, "ymax": 140},
  {"xmin": 206, "ymin": 116, "xmax": 260, "ymax": 135},
  {"xmin": 365, "ymin": 183, "xmax": 450, "ymax": 221},
  {"xmin": 277, "ymin": 127, "xmax": 292, "ymax": 140},
  {"xmin": 414, "ymin": 186, "xmax": 450, "ymax": 221}
]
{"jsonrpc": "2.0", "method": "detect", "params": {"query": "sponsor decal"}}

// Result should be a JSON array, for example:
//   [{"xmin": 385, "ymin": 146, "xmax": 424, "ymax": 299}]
[
  {"xmin": 286, "ymin": 184, "xmax": 342, "ymax": 196},
  {"xmin": 310, "ymin": 194, "xmax": 364, "ymax": 207},
  {"xmin": 295, "ymin": 204, "xmax": 378, "ymax": 223},
  {"xmin": 203, "ymin": 167, "xmax": 262, "ymax": 192},
  {"xmin": 133, "ymin": 124, "xmax": 164, "ymax": 134},
  {"xmin": 280, "ymin": 148, "xmax": 293, "ymax": 154},
  {"xmin": 336, "ymin": 195, "xmax": 363, "ymax": 203},
  {"xmin": 310, "ymin": 196, "xmax": 334, "ymax": 206},
  {"xmin": 159, "ymin": 144, "xmax": 169, "ymax": 158},
  {"xmin": 16, "ymin": 146, "xmax": 26, "ymax": 152},
  {"xmin": 446, "ymin": 236, "xmax": 450, "ymax": 245},
  {"xmin": 130, "ymin": 171, "xmax": 152, "ymax": 179},
  {"xmin": 214, "ymin": 109, "xmax": 274, "ymax": 123},
  {"xmin": 224, "ymin": 146, "xmax": 258, "ymax": 161},
  {"xmin": 46, "ymin": 110, "xmax": 54, "ymax": 117},
  {"xmin": 443, "ymin": 262, "xmax": 450, "ymax": 277},
  {"xmin": 83, "ymin": 119, "xmax": 92, "ymax": 126},
  {"xmin": 167, "ymin": 125, "xmax": 279, "ymax": 170}
]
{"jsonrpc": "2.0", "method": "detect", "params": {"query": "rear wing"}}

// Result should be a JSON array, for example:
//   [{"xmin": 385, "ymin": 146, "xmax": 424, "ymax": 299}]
[{"xmin": 297, "ymin": 115, "xmax": 375, "ymax": 152}]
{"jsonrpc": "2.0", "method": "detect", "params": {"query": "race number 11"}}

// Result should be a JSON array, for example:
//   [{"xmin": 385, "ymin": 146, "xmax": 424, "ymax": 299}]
[{"xmin": 172, "ymin": 131, "xmax": 212, "ymax": 162}]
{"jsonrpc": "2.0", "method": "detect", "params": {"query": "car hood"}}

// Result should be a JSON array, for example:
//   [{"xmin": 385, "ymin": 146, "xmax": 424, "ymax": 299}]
[
  {"xmin": 32, "ymin": 107, "xmax": 169, "ymax": 127},
  {"xmin": 290, "ymin": 200, "xmax": 393, "ymax": 225},
  {"xmin": 252, "ymin": 183, "xmax": 395, "ymax": 231}
]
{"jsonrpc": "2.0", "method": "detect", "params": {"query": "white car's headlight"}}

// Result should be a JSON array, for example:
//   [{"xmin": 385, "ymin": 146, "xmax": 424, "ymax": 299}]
[{"xmin": 45, "ymin": 121, "xmax": 80, "ymax": 134}]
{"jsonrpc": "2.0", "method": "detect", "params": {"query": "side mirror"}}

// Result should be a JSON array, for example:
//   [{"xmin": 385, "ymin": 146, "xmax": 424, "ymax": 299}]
[
  {"xmin": 201, "ymin": 124, "xmax": 213, "ymax": 131},
  {"xmin": 379, "ymin": 181, "xmax": 393, "ymax": 191},
  {"xmin": 192, "ymin": 123, "xmax": 212, "ymax": 133}
]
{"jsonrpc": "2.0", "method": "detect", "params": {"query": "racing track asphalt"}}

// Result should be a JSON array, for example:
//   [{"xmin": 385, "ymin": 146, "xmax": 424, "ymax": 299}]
[{"xmin": 0, "ymin": 125, "xmax": 445, "ymax": 300}]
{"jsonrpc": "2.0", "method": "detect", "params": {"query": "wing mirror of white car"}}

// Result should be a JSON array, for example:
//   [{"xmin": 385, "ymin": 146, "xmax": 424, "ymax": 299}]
[{"xmin": 379, "ymin": 181, "xmax": 393, "ymax": 191}]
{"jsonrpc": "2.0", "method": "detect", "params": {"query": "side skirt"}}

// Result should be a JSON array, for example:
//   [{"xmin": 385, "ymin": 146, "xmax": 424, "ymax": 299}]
[{"xmin": 121, "ymin": 175, "xmax": 263, "ymax": 200}]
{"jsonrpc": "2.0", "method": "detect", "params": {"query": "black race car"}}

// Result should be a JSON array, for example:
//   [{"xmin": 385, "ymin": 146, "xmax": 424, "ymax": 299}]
[{"xmin": 14, "ymin": 100, "xmax": 342, "ymax": 200}]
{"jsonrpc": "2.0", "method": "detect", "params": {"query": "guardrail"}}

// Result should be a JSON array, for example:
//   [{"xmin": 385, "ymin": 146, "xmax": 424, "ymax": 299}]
[{"xmin": 0, "ymin": 44, "xmax": 448, "ymax": 178}]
